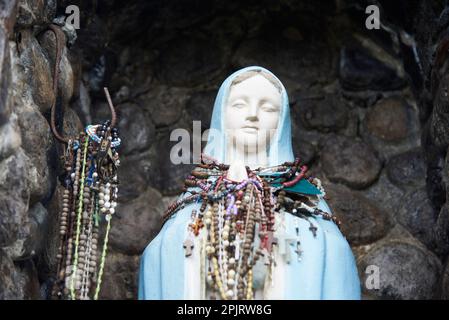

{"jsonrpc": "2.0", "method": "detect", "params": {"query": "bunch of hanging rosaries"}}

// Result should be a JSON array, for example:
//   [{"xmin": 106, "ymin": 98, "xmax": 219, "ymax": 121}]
[{"xmin": 48, "ymin": 24, "xmax": 122, "ymax": 300}]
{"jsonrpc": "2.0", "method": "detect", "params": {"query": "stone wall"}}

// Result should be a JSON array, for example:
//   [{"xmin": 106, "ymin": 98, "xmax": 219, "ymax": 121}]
[{"xmin": 0, "ymin": 0, "xmax": 448, "ymax": 299}]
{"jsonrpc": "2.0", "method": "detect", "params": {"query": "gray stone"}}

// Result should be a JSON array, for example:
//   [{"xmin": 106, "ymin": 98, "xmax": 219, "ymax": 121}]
[
  {"xmin": 321, "ymin": 135, "xmax": 382, "ymax": 189},
  {"xmin": 359, "ymin": 226, "xmax": 441, "ymax": 299},
  {"xmin": 232, "ymin": 31, "xmax": 332, "ymax": 92},
  {"xmin": 360, "ymin": 171, "xmax": 405, "ymax": 222},
  {"xmin": 38, "ymin": 29, "xmax": 74, "ymax": 106},
  {"xmin": 138, "ymin": 86, "xmax": 190, "ymax": 128},
  {"xmin": 115, "ymin": 102, "xmax": 155, "ymax": 155},
  {"xmin": 117, "ymin": 151, "xmax": 153, "ymax": 203},
  {"xmin": 149, "ymin": 129, "xmax": 196, "ymax": 196},
  {"xmin": 0, "ymin": 149, "xmax": 30, "ymax": 247},
  {"xmin": 109, "ymin": 187, "xmax": 166, "ymax": 255},
  {"xmin": 365, "ymin": 97, "xmax": 411, "ymax": 142},
  {"xmin": 299, "ymin": 94, "xmax": 348, "ymax": 133},
  {"xmin": 0, "ymin": 249, "xmax": 19, "ymax": 299},
  {"xmin": 155, "ymin": 36, "xmax": 226, "ymax": 87},
  {"xmin": 62, "ymin": 106, "xmax": 83, "ymax": 139},
  {"xmin": 16, "ymin": 0, "xmax": 56, "ymax": 28},
  {"xmin": 395, "ymin": 188, "xmax": 438, "ymax": 250},
  {"xmin": 442, "ymin": 260, "xmax": 449, "ymax": 299},
  {"xmin": 99, "ymin": 251, "xmax": 139, "ymax": 300},
  {"xmin": 0, "ymin": 114, "xmax": 21, "ymax": 161},
  {"xmin": 185, "ymin": 89, "xmax": 216, "ymax": 132},
  {"xmin": 434, "ymin": 204, "xmax": 449, "ymax": 257},
  {"xmin": 430, "ymin": 73, "xmax": 449, "ymax": 150},
  {"xmin": 386, "ymin": 149, "xmax": 426, "ymax": 189},
  {"xmin": 0, "ymin": 25, "xmax": 11, "ymax": 126},
  {"xmin": 292, "ymin": 138, "xmax": 316, "ymax": 165},
  {"xmin": 326, "ymin": 183, "xmax": 391, "ymax": 246},
  {"xmin": 0, "ymin": 0, "xmax": 18, "ymax": 35},
  {"xmin": 339, "ymin": 46, "xmax": 406, "ymax": 91},
  {"xmin": 16, "ymin": 102, "xmax": 54, "ymax": 204},
  {"xmin": 17, "ymin": 30, "xmax": 54, "ymax": 114}
]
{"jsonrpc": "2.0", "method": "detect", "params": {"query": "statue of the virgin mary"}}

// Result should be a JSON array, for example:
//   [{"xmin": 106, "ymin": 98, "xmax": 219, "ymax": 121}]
[{"xmin": 138, "ymin": 66, "xmax": 361, "ymax": 300}]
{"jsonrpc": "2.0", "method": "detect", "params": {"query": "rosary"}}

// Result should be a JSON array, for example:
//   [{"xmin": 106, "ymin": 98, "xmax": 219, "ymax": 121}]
[
  {"xmin": 162, "ymin": 155, "xmax": 341, "ymax": 300},
  {"xmin": 48, "ymin": 25, "xmax": 121, "ymax": 300}
]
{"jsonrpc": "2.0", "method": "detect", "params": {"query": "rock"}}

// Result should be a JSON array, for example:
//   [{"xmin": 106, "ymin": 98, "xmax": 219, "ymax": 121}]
[
  {"xmin": 299, "ymin": 94, "xmax": 348, "ymax": 133},
  {"xmin": 359, "ymin": 226, "xmax": 441, "ymax": 299},
  {"xmin": 361, "ymin": 171, "xmax": 405, "ymax": 222},
  {"xmin": 0, "ymin": 114, "xmax": 21, "ymax": 161},
  {"xmin": 0, "ymin": 149, "xmax": 30, "ymax": 247},
  {"xmin": 149, "ymin": 129, "xmax": 196, "ymax": 196},
  {"xmin": 17, "ymin": 30, "xmax": 54, "ymax": 114},
  {"xmin": 99, "ymin": 251, "xmax": 140, "ymax": 300},
  {"xmin": 326, "ymin": 183, "xmax": 390, "ymax": 246},
  {"xmin": 0, "ymin": 25, "xmax": 11, "ymax": 125},
  {"xmin": 21, "ymin": 202, "xmax": 48, "ymax": 259},
  {"xmin": 62, "ymin": 106, "xmax": 83, "ymax": 138},
  {"xmin": 292, "ymin": 138, "xmax": 316, "ymax": 165},
  {"xmin": 0, "ymin": 0, "xmax": 18, "ymax": 35},
  {"xmin": 442, "ymin": 260, "xmax": 449, "ymax": 299},
  {"xmin": 430, "ymin": 73, "xmax": 449, "ymax": 150},
  {"xmin": 395, "ymin": 188, "xmax": 438, "ymax": 250},
  {"xmin": 16, "ymin": 0, "xmax": 56, "ymax": 28},
  {"xmin": 9, "ymin": 259, "xmax": 42, "ymax": 299},
  {"xmin": 109, "ymin": 187, "xmax": 166, "ymax": 255},
  {"xmin": 364, "ymin": 97, "xmax": 411, "ymax": 142},
  {"xmin": 138, "ymin": 86, "xmax": 190, "ymax": 128},
  {"xmin": 321, "ymin": 135, "xmax": 382, "ymax": 189},
  {"xmin": 38, "ymin": 29, "xmax": 74, "ymax": 105},
  {"xmin": 155, "ymin": 36, "xmax": 226, "ymax": 87},
  {"xmin": 232, "ymin": 29, "xmax": 332, "ymax": 91},
  {"xmin": 386, "ymin": 149, "xmax": 426, "ymax": 189},
  {"xmin": 115, "ymin": 103, "xmax": 155, "ymax": 155},
  {"xmin": 0, "ymin": 249, "xmax": 19, "ymax": 299},
  {"xmin": 339, "ymin": 46, "xmax": 406, "ymax": 91},
  {"xmin": 185, "ymin": 89, "xmax": 216, "ymax": 132},
  {"xmin": 16, "ymin": 102, "xmax": 55, "ymax": 204},
  {"xmin": 434, "ymin": 204, "xmax": 449, "ymax": 257},
  {"xmin": 117, "ymin": 151, "xmax": 153, "ymax": 203}
]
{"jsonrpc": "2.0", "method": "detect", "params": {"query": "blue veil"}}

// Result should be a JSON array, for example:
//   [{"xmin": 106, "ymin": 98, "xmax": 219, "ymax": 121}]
[{"xmin": 138, "ymin": 66, "xmax": 361, "ymax": 300}]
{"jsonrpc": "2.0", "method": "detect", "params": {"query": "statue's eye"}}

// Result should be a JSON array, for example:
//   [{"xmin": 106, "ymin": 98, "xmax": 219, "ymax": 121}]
[
  {"xmin": 261, "ymin": 103, "xmax": 278, "ymax": 112},
  {"xmin": 231, "ymin": 100, "xmax": 246, "ymax": 108}
]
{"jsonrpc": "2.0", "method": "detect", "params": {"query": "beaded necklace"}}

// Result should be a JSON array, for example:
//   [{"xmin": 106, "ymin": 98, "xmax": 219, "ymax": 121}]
[
  {"xmin": 163, "ymin": 154, "xmax": 341, "ymax": 300},
  {"xmin": 48, "ymin": 25, "xmax": 121, "ymax": 300}
]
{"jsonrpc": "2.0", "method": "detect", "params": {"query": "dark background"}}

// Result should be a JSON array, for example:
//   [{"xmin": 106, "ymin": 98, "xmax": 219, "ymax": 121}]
[{"xmin": 0, "ymin": 0, "xmax": 448, "ymax": 299}]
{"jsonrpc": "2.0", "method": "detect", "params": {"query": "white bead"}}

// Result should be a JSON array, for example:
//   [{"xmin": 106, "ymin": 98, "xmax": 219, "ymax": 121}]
[
  {"xmin": 111, "ymin": 202, "xmax": 117, "ymax": 208},
  {"xmin": 228, "ymin": 279, "xmax": 235, "ymax": 286},
  {"xmin": 99, "ymin": 192, "xmax": 105, "ymax": 199},
  {"xmin": 98, "ymin": 199, "xmax": 104, "ymax": 206},
  {"xmin": 226, "ymin": 290, "xmax": 234, "ymax": 298},
  {"xmin": 106, "ymin": 183, "xmax": 111, "ymax": 188},
  {"xmin": 228, "ymin": 269, "xmax": 236, "ymax": 278},
  {"xmin": 229, "ymin": 258, "xmax": 236, "ymax": 264},
  {"xmin": 101, "ymin": 207, "xmax": 107, "ymax": 213},
  {"xmin": 109, "ymin": 208, "xmax": 115, "ymax": 214},
  {"xmin": 104, "ymin": 202, "xmax": 111, "ymax": 208},
  {"xmin": 93, "ymin": 172, "xmax": 98, "ymax": 178},
  {"xmin": 223, "ymin": 240, "xmax": 229, "ymax": 247},
  {"xmin": 104, "ymin": 195, "xmax": 110, "ymax": 201}
]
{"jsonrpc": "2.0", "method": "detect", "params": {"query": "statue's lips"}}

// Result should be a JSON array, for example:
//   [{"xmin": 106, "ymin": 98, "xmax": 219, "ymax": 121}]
[{"xmin": 241, "ymin": 126, "xmax": 258, "ymax": 133}]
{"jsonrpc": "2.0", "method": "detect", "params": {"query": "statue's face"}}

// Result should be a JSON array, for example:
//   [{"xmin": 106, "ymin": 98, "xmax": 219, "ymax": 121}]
[{"xmin": 225, "ymin": 74, "xmax": 281, "ymax": 153}]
